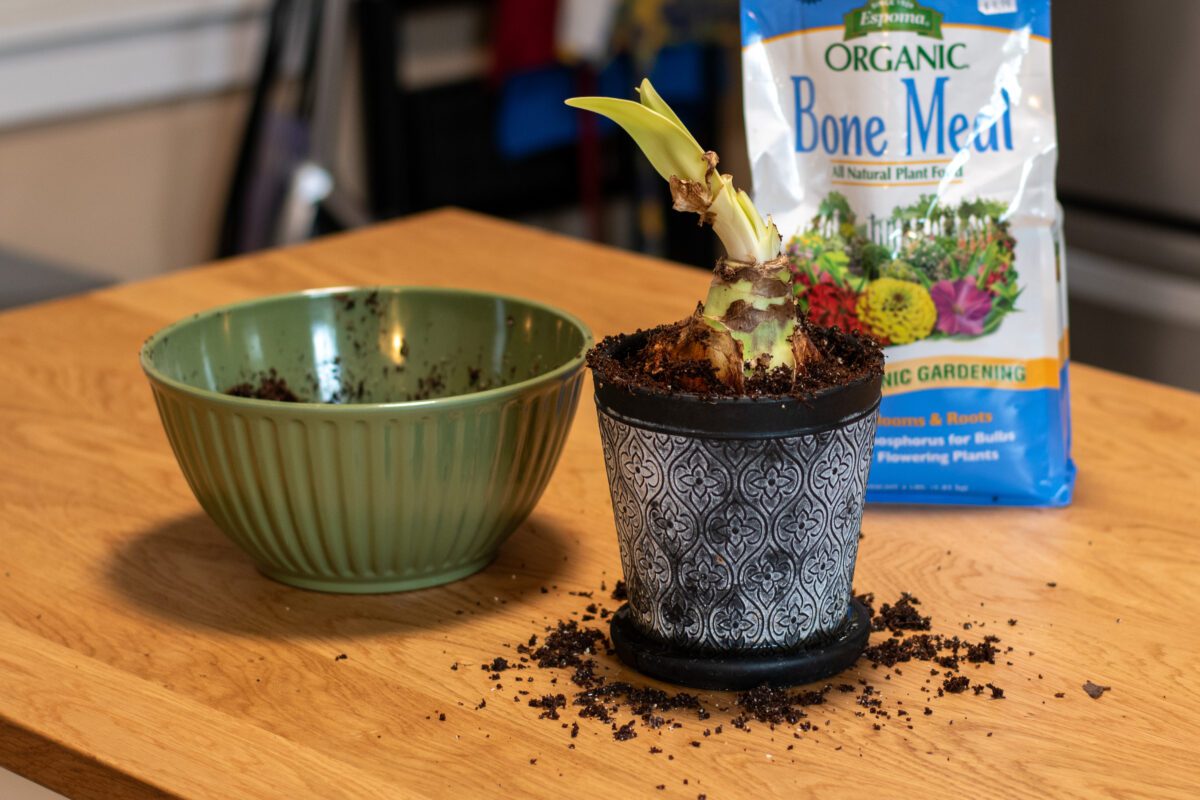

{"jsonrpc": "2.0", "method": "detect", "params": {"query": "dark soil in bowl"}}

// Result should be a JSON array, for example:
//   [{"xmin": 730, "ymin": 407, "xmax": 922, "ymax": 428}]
[
  {"xmin": 226, "ymin": 369, "xmax": 301, "ymax": 402},
  {"xmin": 217, "ymin": 294, "xmax": 556, "ymax": 405},
  {"xmin": 223, "ymin": 360, "xmax": 507, "ymax": 404},
  {"xmin": 587, "ymin": 316, "xmax": 883, "ymax": 399}
]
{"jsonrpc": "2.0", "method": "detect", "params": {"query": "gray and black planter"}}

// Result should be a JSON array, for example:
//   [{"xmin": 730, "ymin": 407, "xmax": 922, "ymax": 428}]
[{"xmin": 594, "ymin": 333, "xmax": 881, "ymax": 691}]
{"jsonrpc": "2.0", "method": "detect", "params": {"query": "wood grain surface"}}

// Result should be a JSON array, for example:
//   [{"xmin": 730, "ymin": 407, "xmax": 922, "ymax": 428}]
[{"xmin": 0, "ymin": 209, "xmax": 1197, "ymax": 799}]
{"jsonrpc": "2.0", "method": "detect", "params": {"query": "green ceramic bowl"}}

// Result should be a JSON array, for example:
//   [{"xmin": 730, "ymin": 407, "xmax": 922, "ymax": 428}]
[{"xmin": 140, "ymin": 286, "xmax": 591, "ymax": 593}]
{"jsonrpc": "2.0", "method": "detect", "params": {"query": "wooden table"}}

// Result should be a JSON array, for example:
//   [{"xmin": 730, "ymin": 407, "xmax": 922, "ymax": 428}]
[{"xmin": 1, "ymin": 210, "xmax": 1197, "ymax": 799}]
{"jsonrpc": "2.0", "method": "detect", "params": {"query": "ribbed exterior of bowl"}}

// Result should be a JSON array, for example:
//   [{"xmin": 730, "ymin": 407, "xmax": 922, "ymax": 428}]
[{"xmin": 147, "ymin": 372, "xmax": 584, "ymax": 593}]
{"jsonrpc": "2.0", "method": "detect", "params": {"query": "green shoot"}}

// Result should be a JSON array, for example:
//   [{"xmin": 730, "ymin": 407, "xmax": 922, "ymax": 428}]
[
  {"xmin": 567, "ymin": 79, "xmax": 815, "ymax": 386},
  {"xmin": 566, "ymin": 79, "xmax": 781, "ymax": 264}
]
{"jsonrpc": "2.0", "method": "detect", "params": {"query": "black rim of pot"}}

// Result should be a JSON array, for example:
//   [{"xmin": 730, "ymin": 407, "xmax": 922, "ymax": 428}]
[{"xmin": 591, "ymin": 330, "xmax": 883, "ymax": 439}]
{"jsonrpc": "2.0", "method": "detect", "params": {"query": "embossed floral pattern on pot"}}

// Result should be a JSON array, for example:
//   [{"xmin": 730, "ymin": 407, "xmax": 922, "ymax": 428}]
[{"xmin": 597, "ymin": 410, "xmax": 877, "ymax": 653}]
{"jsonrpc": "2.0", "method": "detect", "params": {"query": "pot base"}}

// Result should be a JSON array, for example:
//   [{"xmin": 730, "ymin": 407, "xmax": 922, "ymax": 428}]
[{"xmin": 609, "ymin": 599, "xmax": 871, "ymax": 691}]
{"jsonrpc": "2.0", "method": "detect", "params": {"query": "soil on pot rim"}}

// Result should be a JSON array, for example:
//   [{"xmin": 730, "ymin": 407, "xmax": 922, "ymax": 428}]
[{"xmin": 587, "ymin": 316, "xmax": 883, "ymax": 399}]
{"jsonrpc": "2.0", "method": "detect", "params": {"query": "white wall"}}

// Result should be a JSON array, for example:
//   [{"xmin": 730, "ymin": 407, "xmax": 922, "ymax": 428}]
[
  {"xmin": 0, "ymin": 0, "xmax": 267, "ymax": 281},
  {"xmin": 0, "ymin": 91, "xmax": 248, "ymax": 281}
]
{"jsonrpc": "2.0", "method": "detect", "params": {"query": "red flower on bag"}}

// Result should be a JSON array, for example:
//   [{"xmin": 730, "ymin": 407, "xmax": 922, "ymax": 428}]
[
  {"xmin": 805, "ymin": 281, "xmax": 867, "ymax": 334},
  {"xmin": 984, "ymin": 264, "xmax": 1010, "ymax": 290}
]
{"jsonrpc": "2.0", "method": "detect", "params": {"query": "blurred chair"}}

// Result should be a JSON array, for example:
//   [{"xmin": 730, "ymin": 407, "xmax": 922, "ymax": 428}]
[
  {"xmin": 219, "ymin": 0, "xmax": 735, "ymax": 269},
  {"xmin": 219, "ymin": 0, "xmax": 369, "ymax": 257}
]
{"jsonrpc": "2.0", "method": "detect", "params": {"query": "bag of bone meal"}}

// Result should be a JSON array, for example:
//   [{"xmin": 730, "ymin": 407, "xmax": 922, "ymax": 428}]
[{"xmin": 740, "ymin": 0, "xmax": 1074, "ymax": 505}]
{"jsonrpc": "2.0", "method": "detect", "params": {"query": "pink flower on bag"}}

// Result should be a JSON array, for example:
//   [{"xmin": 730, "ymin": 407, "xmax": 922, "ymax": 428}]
[{"xmin": 930, "ymin": 279, "xmax": 993, "ymax": 335}]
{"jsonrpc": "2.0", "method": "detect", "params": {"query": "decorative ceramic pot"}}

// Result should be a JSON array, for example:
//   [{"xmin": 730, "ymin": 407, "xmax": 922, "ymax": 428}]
[{"xmin": 593, "ymin": 332, "xmax": 881, "ymax": 688}]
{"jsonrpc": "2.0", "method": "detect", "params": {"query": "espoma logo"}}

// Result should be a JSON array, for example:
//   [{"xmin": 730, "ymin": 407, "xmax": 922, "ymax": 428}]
[{"xmin": 843, "ymin": 0, "xmax": 944, "ymax": 40}]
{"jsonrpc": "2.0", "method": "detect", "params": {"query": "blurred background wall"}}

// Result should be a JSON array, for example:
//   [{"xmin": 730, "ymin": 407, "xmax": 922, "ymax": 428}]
[
  {"xmin": 0, "ymin": 92, "xmax": 244, "ymax": 280},
  {"xmin": 1, "ymin": 0, "xmax": 298, "ymax": 285},
  {"xmin": 0, "ymin": 0, "xmax": 1196, "ymax": 390}
]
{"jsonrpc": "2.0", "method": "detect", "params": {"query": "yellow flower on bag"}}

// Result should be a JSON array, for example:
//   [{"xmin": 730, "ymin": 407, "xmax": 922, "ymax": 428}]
[
  {"xmin": 856, "ymin": 278, "xmax": 936, "ymax": 345},
  {"xmin": 798, "ymin": 231, "xmax": 823, "ymax": 249}
]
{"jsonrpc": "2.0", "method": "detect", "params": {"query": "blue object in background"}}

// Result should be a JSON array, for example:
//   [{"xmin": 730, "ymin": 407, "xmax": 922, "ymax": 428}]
[
  {"xmin": 644, "ymin": 45, "xmax": 707, "ymax": 105},
  {"xmin": 495, "ymin": 45, "xmax": 707, "ymax": 160},
  {"xmin": 495, "ymin": 67, "xmax": 579, "ymax": 160}
]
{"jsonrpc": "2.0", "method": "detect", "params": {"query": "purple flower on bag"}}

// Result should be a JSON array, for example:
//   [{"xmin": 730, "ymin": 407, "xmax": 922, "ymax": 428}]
[{"xmin": 931, "ymin": 279, "xmax": 993, "ymax": 335}]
